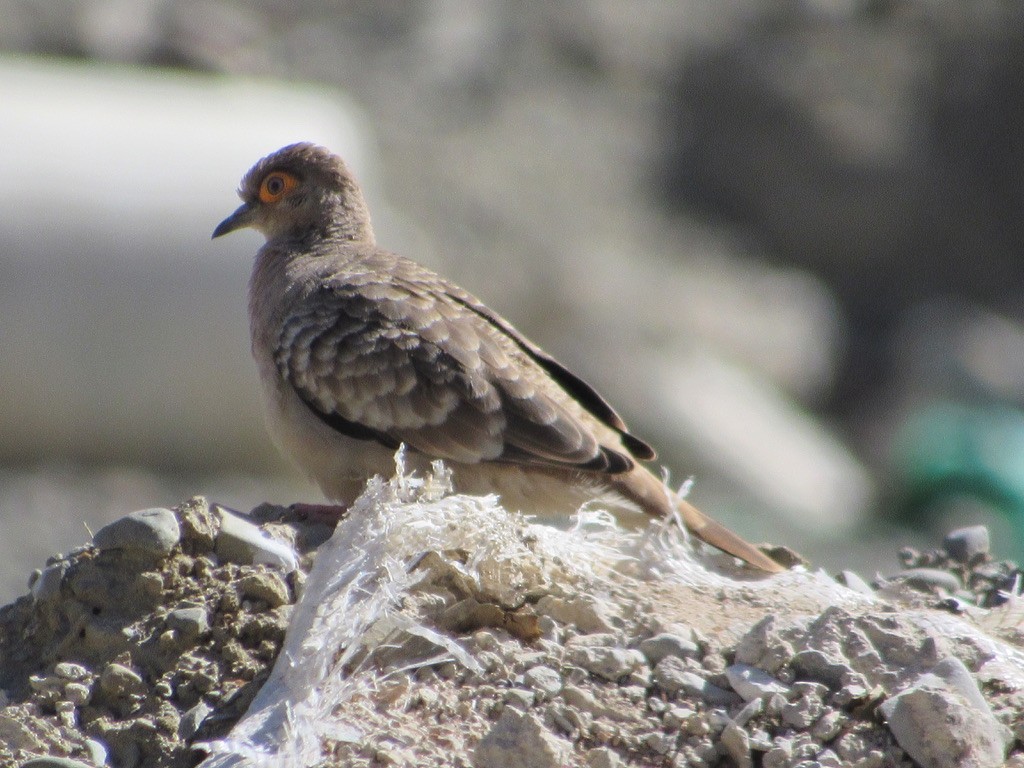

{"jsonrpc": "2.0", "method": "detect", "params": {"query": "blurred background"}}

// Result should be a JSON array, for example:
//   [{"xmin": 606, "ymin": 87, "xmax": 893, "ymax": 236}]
[{"xmin": 3, "ymin": 0, "xmax": 1024, "ymax": 602}]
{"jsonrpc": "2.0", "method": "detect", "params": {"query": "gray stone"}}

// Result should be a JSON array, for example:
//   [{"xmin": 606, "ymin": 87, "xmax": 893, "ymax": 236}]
[
  {"xmin": 650, "ymin": 655, "xmax": 691, "ymax": 695},
  {"xmin": 725, "ymin": 664, "xmax": 790, "ymax": 701},
  {"xmin": 734, "ymin": 616, "xmax": 794, "ymax": 673},
  {"xmin": 835, "ymin": 732, "xmax": 874, "ymax": 764},
  {"xmin": 732, "ymin": 697, "xmax": 764, "ymax": 727},
  {"xmin": 662, "ymin": 705, "xmax": 696, "ymax": 730},
  {"xmin": 28, "ymin": 673, "xmax": 63, "ymax": 695},
  {"xmin": 20, "ymin": 759, "xmax": 95, "ymax": 768},
  {"xmin": 237, "ymin": 570, "xmax": 291, "ymax": 607},
  {"xmin": 781, "ymin": 696, "xmax": 823, "ymax": 729},
  {"xmin": 638, "ymin": 632, "xmax": 700, "ymax": 665},
  {"xmin": 564, "ymin": 632, "xmax": 619, "ymax": 648},
  {"xmin": 93, "ymin": 507, "xmax": 181, "ymax": 558},
  {"xmin": 534, "ymin": 595, "xmax": 615, "ymax": 633},
  {"xmin": 166, "ymin": 606, "xmax": 210, "ymax": 638},
  {"xmin": 560, "ymin": 685, "xmax": 602, "ymax": 717},
  {"xmin": 719, "ymin": 721, "xmax": 753, "ymax": 768},
  {"xmin": 894, "ymin": 568, "xmax": 962, "ymax": 593},
  {"xmin": 179, "ymin": 700, "xmax": 213, "ymax": 741},
  {"xmin": 836, "ymin": 570, "xmax": 875, "ymax": 596},
  {"xmin": 811, "ymin": 710, "xmax": 845, "ymax": 742},
  {"xmin": 214, "ymin": 504, "xmax": 298, "ymax": 571},
  {"xmin": 791, "ymin": 649, "xmax": 853, "ymax": 688},
  {"xmin": 64, "ymin": 682, "xmax": 92, "ymax": 706},
  {"xmin": 642, "ymin": 731, "xmax": 672, "ymax": 755},
  {"xmin": 652, "ymin": 657, "xmax": 738, "ymax": 705},
  {"xmin": 549, "ymin": 706, "xmax": 576, "ymax": 737},
  {"xmin": 84, "ymin": 739, "xmax": 108, "ymax": 766},
  {"xmin": 473, "ymin": 708, "xmax": 569, "ymax": 768},
  {"xmin": 570, "ymin": 646, "xmax": 647, "ymax": 682},
  {"xmin": 762, "ymin": 744, "xmax": 791, "ymax": 768},
  {"xmin": 30, "ymin": 562, "xmax": 67, "ymax": 602},
  {"xmin": 503, "ymin": 688, "xmax": 535, "ymax": 710},
  {"xmin": 523, "ymin": 665, "xmax": 563, "ymax": 700},
  {"xmin": 442, "ymin": 600, "xmax": 505, "ymax": 634},
  {"xmin": 98, "ymin": 662, "xmax": 146, "ymax": 698},
  {"xmin": 880, "ymin": 658, "xmax": 1011, "ymax": 768},
  {"xmin": 53, "ymin": 662, "xmax": 90, "ymax": 681},
  {"xmin": 943, "ymin": 525, "xmax": 990, "ymax": 564},
  {"xmin": 0, "ymin": 715, "xmax": 45, "ymax": 751},
  {"xmin": 585, "ymin": 747, "xmax": 623, "ymax": 768}
]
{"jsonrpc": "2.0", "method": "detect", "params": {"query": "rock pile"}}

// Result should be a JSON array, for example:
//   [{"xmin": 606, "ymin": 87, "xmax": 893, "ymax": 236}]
[{"xmin": 1, "ymin": 470, "xmax": 1022, "ymax": 768}]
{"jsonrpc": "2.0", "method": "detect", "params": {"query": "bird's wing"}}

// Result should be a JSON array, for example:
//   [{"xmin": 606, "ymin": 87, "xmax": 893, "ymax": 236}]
[
  {"xmin": 275, "ymin": 277, "xmax": 637, "ymax": 473},
  {"xmin": 434, "ymin": 281, "xmax": 656, "ymax": 461}
]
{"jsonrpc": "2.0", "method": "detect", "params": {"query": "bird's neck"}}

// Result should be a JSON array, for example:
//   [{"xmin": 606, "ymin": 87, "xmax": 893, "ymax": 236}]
[{"xmin": 321, "ymin": 193, "xmax": 375, "ymax": 245}]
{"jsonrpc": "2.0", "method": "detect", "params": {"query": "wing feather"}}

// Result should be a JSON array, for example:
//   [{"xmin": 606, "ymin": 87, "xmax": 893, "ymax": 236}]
[{"xmin": 275, "ymin": 264, "xmax": 650, "ymax": 474}]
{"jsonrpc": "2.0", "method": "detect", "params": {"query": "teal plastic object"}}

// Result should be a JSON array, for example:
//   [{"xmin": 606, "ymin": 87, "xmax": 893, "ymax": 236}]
[{"xmin": 896, "ymin": 401, "xmax": 1024, "ymax": 561}]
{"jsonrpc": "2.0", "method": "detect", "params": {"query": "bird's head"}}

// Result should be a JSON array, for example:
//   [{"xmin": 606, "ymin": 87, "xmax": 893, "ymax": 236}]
[{"xmin": 212, "ymin": 143, "xmax": 373, "ymax": 244}]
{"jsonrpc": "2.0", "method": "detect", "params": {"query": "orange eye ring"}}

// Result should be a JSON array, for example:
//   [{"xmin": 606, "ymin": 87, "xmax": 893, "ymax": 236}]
[{"xmin": 258, "ymin": 171, "xmax": 299, "ymax": 204}]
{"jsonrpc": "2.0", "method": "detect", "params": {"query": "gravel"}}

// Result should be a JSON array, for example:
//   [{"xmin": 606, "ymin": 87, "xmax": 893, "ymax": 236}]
[
  {"xmin": 1, "ymin": 499, "xmax": 1022, "ymax": 767},
  {"xmin": 0, "ymin": 498, "xmax": 317, "ymax": 768}
]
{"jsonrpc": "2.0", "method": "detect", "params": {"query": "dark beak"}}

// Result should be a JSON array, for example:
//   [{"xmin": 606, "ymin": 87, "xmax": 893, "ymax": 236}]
[{"xmin": 212, "ymin": 203, "xmax": 256, "ymax": 239}]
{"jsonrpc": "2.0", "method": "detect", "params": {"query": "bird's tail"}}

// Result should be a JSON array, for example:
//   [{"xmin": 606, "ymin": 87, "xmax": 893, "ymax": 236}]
[{"xmin": 613, "ymin": 469, "xmax": 785, "ymax": 574}]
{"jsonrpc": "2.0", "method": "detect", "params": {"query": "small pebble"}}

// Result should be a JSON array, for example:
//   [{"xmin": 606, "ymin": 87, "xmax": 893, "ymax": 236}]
[
  {"xmin": 85, "ymin": 739, "xmax": 109, "ymax": 765},
  {"xmin": 523, "ymin": 665, "xmax": 563, "ymax": 700},
  {"xmin": 64, "ymin": 682, "xmax": 92, "ymax": 706},
  {"xmin": 836, "ymin": 570, "xmax": 875, "ymax": 596},
  {"xmin": 53, "ymin": 662, "xmax": 90, "ymax": 681},
  {"xmin": 642, "ymin": 731, "xmax": 673, "ymax": 755},
  {"xmin": 564, "ymin": 632, "xmax": 619, "ymax": 648},
  {"xmin": 585, "ymin": 747, "xmax": 623, "ymax": 768},
  {"xmin": 31, "ymin": 562, "xmax": 67, "ymax": 602},
  {"xmin": 571, "ymin": 647, "xmax": 647, "ymax": 682},
  {"xmin": 237, "ymin": 570, "xmax": 291, "ymax": 608},
  {"xmin": 763, "ymin": 745, "xmax": 791, "ymax": 768},
  {"xmin": 781, "ymin": 697, "xmax": 823, "ymax": 729},
  {"xmin": 214, "ymin": 505, "xmax": 298, "ymax": 571},
  {"xmin": 167, "ymin": 606, "xmax": 210, "ymax": 638},
  {"xmin": 662, "ymin": 705, "xmax": 695, "ymax": 730},
  {"xmin": 561, "ymin": 684, "xmax": 601, "ymax": 717},
  {"xmin": 725, "ymin": 664, "xmax": 790, "ymax": 702},
  {"xmin": 943, "ymin": 525, "xmax": 990, "ymax": 564},
  {"xmin": 638, "ymin": 633, "xmax": 700, "ymax": 665},
  {"xmin": 653, "ymin": 657, "xmax": 738, "ymax": 705},
  {"xmin": 20, "ymin": 759, "xmax": 95, "ymax": 768},
  {"xmin": 503, "ymin": 688, "xmax": 534, "ymax": 710},
  {"xmin": 93, "ymin": 507, "xmax": 181, "ymax": 558},
  {"xmin": 534, "ymin": 595, "xmax": 615, "ymax": 634},
  {"xmin": 732, "ymin": 697, "xmax": 764, "ymax": 727},
  {"xmin": 894, "ymin": 568, "xmax": 962, "ymax": 593},
  {"xmin": 99, "ymin": 662, "xmax": 146, "ymax": 698},
  {"xmin": 474, "ymin": 708, "xmax": 569, "ymax": 768},
  {"xmin": 811, "ymin": 710, "xmax": 844, "ymax": 742},
  {"xmin": 815, "ymin": 748, "xmax": 843, "ymax": 767},
  {"xmin": 719, "ymin": 721, "xmax": 753, "ymax": 768}
]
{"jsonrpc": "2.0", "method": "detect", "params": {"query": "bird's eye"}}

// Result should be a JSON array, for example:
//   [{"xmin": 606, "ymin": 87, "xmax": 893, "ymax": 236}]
[{"xmin": 259, "ymin": 171, "xmax": 298, "ymax": 204}]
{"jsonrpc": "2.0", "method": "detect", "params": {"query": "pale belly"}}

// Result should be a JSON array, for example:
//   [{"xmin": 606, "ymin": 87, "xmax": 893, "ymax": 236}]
[{"xmin": 262, "ymin": 374, "xmax": 645, "ymax": 523}]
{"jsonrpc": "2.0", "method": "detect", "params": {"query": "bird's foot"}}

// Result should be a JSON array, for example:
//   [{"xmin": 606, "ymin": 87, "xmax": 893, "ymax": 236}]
[{"xmin": 288, "ymin": 502, "xmax": 349, "ymax": 525}]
